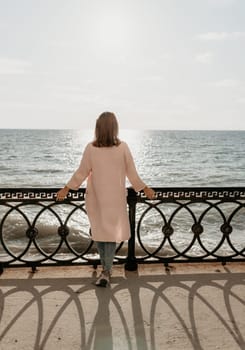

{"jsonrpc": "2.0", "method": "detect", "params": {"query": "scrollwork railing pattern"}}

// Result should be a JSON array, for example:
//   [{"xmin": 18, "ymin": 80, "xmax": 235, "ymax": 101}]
[{"xmin": 0, "ymin": 187, "xmax": 244, "ymax": 272}]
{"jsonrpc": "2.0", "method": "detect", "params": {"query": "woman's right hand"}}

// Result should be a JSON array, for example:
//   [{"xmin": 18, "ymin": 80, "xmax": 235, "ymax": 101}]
[{"xmin": 56, "ymin": 186, "xmax": 70, "ymax": 201}]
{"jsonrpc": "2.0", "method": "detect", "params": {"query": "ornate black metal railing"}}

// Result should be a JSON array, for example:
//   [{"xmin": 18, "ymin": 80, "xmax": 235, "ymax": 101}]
[{"xmin": 0, "ymin": 187, "xmax": 245, "ymax": 273}]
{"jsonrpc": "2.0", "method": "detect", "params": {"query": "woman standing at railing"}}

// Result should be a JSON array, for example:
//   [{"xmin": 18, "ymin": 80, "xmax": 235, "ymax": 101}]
[{"xmin": 56, "ymin": 112, "xmax": 155, "ymax": 287}]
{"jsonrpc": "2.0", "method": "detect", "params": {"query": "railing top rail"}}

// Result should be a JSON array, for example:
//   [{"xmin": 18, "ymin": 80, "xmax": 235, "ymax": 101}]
[{"xmin": 0, "ymin": 187, "xmax": 245, "ymax": 202}]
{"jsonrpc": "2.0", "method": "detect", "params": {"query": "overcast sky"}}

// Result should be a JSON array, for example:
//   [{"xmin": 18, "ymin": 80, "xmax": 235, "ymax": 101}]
[{"xmin": 0, "ymin": 0, "xmax": 245, "ymax": 130}]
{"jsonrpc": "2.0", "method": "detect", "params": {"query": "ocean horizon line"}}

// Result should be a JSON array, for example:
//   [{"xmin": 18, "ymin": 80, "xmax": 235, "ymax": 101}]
[{"xmin": 1, "ymin": 127, "xmax": 245, "ymax": 132}]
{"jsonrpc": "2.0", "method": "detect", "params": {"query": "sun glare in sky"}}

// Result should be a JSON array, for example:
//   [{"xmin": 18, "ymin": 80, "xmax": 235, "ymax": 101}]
[{"xmin": 94, "ymin": 13, "xmax": 130, "ymax": 50}]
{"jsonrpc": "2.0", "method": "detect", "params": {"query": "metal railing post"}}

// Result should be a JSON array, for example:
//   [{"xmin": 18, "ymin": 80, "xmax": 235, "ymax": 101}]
[{"xmin": 125, "ymin": 189, "xmax": 138, "ymax": 271}]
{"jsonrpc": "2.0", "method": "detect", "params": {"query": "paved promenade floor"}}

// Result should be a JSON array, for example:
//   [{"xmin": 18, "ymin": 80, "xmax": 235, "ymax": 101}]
[{"xmin": 0, "ymin": 262, "xmax": 244, "ymax": 350}]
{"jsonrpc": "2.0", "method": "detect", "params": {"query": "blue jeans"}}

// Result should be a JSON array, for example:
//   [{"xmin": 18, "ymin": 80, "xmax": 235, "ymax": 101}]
[{"xmin": 96, "ymin": 242, "xmax": 116, "ymax": 272}]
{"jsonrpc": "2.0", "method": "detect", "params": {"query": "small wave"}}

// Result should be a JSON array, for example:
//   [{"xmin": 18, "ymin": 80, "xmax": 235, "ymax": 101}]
[{"xmin": 31, "ymin": 169, "xmax": 64, "ymax": 174}]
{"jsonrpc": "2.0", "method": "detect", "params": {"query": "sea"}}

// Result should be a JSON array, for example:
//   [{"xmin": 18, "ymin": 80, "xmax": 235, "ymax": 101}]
[{"xmin": 0, "ymin": 129, "xmax": 245, "ymax": 258}]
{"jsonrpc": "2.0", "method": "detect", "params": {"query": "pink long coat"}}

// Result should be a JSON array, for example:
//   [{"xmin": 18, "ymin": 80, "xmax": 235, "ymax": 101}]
[{"xmin": 66, "ymin": 141, "xmax": 146, "ymax": 243}]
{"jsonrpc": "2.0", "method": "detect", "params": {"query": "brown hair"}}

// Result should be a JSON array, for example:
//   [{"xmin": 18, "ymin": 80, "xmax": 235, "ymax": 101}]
[{"xmin": 92, "ymin": 112, "xmax": 121, "ymax": 147}]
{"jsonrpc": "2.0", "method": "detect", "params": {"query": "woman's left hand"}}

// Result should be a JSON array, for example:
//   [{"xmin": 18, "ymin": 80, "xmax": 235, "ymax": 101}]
[{"xmin": 143, "ymin": 186, "xmax": 156, "ymax": 199}]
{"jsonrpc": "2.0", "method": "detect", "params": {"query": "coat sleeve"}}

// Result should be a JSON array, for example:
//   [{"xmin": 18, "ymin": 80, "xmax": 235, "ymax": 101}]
[
  {"xmin": 66, "ymin": 143, "xmax": 92, "ymax": 190},
  {"xmin": 124, "ymin": 142, "xmax": 146, "ymax": 192}
]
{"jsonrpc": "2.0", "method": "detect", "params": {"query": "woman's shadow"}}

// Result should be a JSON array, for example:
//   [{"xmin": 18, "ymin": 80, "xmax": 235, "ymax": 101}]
[{"xmin": 86, "ymin": 285, "xmax": 113, "ymax": 350}]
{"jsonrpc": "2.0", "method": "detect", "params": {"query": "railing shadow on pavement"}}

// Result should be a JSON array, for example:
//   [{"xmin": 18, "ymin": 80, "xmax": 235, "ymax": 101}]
[{"xmin": 0, "ymin": 266, "xmax": 245, "ymax": 350}]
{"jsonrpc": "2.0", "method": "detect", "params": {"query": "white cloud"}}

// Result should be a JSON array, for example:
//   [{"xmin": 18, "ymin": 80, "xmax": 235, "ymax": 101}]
[
  {"xmin": 48, "ymin": 40, "xmax": 78, "ymax": 49},
  {"xmin": 206, "ymin": 0, "xmax": 237, "ymax": 7},
  {"xmin": 198, "ymin": 31, "xmax": 245, "ymax": 41},
  {"xmin": 195, "ymin": 52, "xmax": 213, "ymax": 64},
  {"xmin": 169, "ymin": 95, "xmax": 199, "ymax": 113},
  {"xmin": 212, "ymin": 79, "xmax": 241, "ymax": 88},
  {"xmin": 0, "ymin": 57, "xmax": 31, "ymax": 75},
  {"xmin": 138, "ymin": 75, "xmax": 164, "ymax": 82},
  {"xmin": 236, "ymin": 97, "xmax": 245, "ymax": 104}
]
